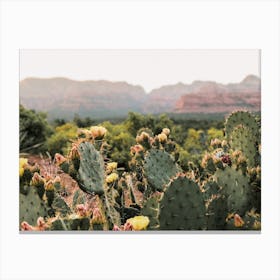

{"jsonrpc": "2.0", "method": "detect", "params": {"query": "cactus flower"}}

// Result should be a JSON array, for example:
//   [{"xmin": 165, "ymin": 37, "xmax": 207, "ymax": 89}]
[
  {"xmin": 106, "ymin": 162, "xmax": 118, "ymax": 173},
  {"xmin": 106, "ymin": 173, "xmax": 119, "ymax": 184},
  {"xmin": 19, "ymin": 158, "xmax": 28, "ymax": 177},
  {"xmin": 126, "ymin": 216, "xmax": 150, "ymax": 230}
]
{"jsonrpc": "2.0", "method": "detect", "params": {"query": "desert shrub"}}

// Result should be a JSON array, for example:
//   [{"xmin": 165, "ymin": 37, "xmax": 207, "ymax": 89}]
[
  {"xmin": 46, "ymin": 122, "xmax": 78, "ymax": 156},
  {"xmin": 102, "ymin": 121, "xmax": 135, "ymax": 169},
  {"xmin": 20, "ymin": 105, "xmax": 52, "ymax": 153}
]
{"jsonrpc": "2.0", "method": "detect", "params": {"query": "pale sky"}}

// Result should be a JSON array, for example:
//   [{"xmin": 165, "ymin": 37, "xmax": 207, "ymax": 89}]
[{"xmin": 20, "ymin": 49, "xmax": 260, "ymax": 92}]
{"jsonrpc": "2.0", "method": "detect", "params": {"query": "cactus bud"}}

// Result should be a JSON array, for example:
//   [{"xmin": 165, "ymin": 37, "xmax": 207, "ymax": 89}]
[
  {"xmin": 69, "ymin": 144, "xmax": 80, "ymax": 160},
  {"xmin": 221, "ymin": 140, "xmax": 227, "ymax": 147},
  {"xmin": 55, "ymin": 153, "xmax": 67, "ymax": 166},
  {"xmin": 157, "ymin": 133, "xmax": 167, "ymax": 143},
  {"xmin": 210, "ymin": 138, "xmax": 222, "ymax": 147},
  {"xmin": 234, "ymin": 214, "xmax": 245, "ymax": 227},
  {"xmin": 123, "ymin": 221, "xmax": 133, "ymax": 231},
  {"xmin": 113, "ymin": 225, "xmax": 121, "ymax": 231},
  {"xmin": 31, "ymin": 172, "xmax": 45, "ymax": 187},
  {"xmin": 21, "ymin": 221, "xmax": 34, "ymax": 231},
  {"xmin": 76, "ymin": 204, "xmax": 87, "ymax": 217},
  {"xmin": 92, "ymin": 207, "xmax": 103, "ymax": 224},
  {"xmin": 162, "ymin": 128, "xmax": 170, "ymax": 136},
  {"xmin": 130, "ymin": 144, "xmax": 144, "ymax": 155},
  {"xmin": 45, "ymin": 180, "xmax": 55, "ymax": 191},
  {"xmin": 37, "ymin": 217, "xmax": 47, "ymax": 231},
  {"xmin": 201, "ymin": 153, "xmax": 212, "ymax": 168},
  {"xmin": 90, "ymin": 126, "xmax": 107, "ymax": 140}
]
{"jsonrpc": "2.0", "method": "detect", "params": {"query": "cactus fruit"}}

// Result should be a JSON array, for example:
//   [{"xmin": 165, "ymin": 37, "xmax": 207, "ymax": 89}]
[
  {"xmin": 143, "ymin": 149, "xmax": 180, "ymax": 191},
  {"xmin": 159, "ymin": 176, "xmax": 207, "ymax": 230}
]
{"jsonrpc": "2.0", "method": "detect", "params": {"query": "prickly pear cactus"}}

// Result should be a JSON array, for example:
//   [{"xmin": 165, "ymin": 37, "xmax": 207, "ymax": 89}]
[
  {"xmin": 225, "ymin": 111, "xmax": 260, "ymax": 140},
  {"xmin": 143, "ymin": 149, "xmax": 180, "ymax": 191},
  {"xmin": 19, "ymin": 187, "xmax": 48, "ymax": 227},
  {"xmin": 159, "ymin": 176, "xmax": 207, "ymax": 230},
  {"xmin": 49, "ymin": 216, "xmax": 90, "ymax": 230},
  {"xmin": 206, "ymin": 196, "xmax": 228, "ymax": 230},
  {"xmin": 141, "ymin": 196, "xmax": 160, "ymax": 230},
  {"xmin": 77, "ymin": 142, "xmax": 105, "ymax": 195},
  {"xmin": 229, "ymin": 125, "xmax": 258, "ymax": 167},
  {"xmin": 72, "ymin": 189, "xmax": 87, "ymax": 208},
  {"xmin": 214, "ymin": 167, "xmax": 251, "ymax": 215},
  {"xmin": 52, "ymin": 195, "xmax": 72, "ymax": 216}
]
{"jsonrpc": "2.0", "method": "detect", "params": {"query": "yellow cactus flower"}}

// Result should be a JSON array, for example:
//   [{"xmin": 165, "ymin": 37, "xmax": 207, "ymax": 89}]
[
  {"xmin": 106, "ymin": 162, "xmax": 118, "ymax": 173},
  {"xmin": 106, "ymin": 173, "xmax": 119, "ymax": 184},
  {"xmin": 19, "ymin": 158, "xmax": 28, "ymax": 177},
  {"xmin": 126, "ymin": 216, "xmax": 150, "ymax": 231}
]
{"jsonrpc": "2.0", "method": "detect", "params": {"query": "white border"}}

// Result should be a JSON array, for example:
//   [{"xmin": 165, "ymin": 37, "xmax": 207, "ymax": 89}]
[{"xmin": 1, "ymin": 1, "xmax": 280, "ymax": 280}]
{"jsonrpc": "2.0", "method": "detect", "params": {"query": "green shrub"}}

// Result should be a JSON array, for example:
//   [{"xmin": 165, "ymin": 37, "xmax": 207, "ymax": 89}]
[
  {"xmin": 20, "ymin": 105, "xmax": 52, "ymax": 153},
  {"xmin": 46, "ymin": 123, "xmax": 78, "ymax": 156}
]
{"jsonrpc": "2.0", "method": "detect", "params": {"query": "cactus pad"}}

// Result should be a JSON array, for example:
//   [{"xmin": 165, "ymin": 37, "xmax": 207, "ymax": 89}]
[
  {"xmin": 159, "ymin": 176, "xmax": 207, "ymax": 230},
  {"xmin": 77, "ymin": 142, "xmax": 105, "ymax": 195},
  {"xmin": 19, "ymin": 187, "xmax": 48, "ymax": 226},
  {"xmin": 141, "ymin": 197, "xmax": 160, "ymax": 230},
  {"xmin": 206, "ymin": 196, "xmax": 228, "ymax": 230},
  {"xmin": 230, "ymin": 125, "xmax": 258, "ymax": 167},
  {"xmin": 143, "ymin": 149, "xmax": 180, "ymax": 191},
  {"xmin": 225, "ymin": 111, "xmax": 260, "ymax": 140},
  {"xmin": 214, "ymin": 167, "xmax": 251, "ymax": 215}
]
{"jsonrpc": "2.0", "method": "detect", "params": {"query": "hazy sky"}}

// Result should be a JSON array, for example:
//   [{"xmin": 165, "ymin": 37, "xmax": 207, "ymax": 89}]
[{"xmin": 20, "ymin": 49, "xmax": 260, "ymax": 92}]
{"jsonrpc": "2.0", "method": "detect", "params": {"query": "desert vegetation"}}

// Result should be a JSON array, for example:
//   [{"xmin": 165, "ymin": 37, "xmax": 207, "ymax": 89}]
[{"xmin": 19, "ymin": 105, "xmax": 261, "ymax": 231}]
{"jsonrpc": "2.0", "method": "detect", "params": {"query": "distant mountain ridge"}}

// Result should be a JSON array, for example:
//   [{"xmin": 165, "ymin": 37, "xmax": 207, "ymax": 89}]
[{"xmin": 20, "ymin": 75, "xmax": 261, "ymax": 120}]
